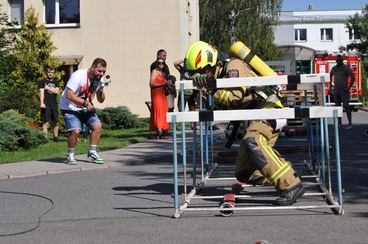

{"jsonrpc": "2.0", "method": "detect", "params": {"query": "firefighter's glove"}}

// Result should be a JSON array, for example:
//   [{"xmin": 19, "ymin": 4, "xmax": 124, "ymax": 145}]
[
  {"xmin": 229, "ymin": 99, "xmax": 243, "ymax": 109},
  {"xmin": 192, "ymin": 73, "xmax": 207, "ymax": 89}
]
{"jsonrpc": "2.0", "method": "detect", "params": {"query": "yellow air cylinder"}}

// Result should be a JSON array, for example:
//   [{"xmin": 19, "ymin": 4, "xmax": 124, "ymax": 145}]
[{"xmin": 229, "ymin": 41, "xmax": 276, "ymax": 77}]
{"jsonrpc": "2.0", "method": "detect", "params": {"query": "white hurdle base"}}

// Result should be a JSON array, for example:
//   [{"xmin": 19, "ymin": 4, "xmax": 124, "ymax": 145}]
[{"xmin": 169, "ymin": 105, "xmax": 344, "ymax": 218}]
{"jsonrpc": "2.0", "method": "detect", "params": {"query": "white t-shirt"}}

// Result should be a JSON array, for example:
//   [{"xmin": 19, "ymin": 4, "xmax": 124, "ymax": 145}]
[{"xmin": 60, "ymin": 68, "xmax": 90, "ymax": 111}]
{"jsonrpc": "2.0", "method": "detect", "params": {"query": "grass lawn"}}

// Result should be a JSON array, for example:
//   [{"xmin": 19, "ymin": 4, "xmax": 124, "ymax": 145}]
[{"xmin": 0, "ymin": 128, "xmax": 151, "ymax": 164}]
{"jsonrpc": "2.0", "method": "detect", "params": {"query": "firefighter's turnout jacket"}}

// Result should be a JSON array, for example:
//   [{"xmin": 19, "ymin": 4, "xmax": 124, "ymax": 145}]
[{"xmin": 211, "ymin": 58, "xmax": 300, "ymax": 191}]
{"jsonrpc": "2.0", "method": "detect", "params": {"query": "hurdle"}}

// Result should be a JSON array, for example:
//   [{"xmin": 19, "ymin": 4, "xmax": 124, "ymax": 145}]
[{"xmin": 168, "ymin": 73, "xmax": 344, "ymax": 218}]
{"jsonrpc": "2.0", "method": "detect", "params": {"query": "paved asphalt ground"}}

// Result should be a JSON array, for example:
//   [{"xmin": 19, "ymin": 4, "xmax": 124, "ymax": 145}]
[{"xmin": 0, "ymin": 110, "xmax": 367, "ymax": 244}]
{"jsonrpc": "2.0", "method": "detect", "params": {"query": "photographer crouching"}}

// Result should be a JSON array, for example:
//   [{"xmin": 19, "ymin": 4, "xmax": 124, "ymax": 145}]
[{"xmin": 60, "ymin": 58, "xmax": 110, "ymax": 165}]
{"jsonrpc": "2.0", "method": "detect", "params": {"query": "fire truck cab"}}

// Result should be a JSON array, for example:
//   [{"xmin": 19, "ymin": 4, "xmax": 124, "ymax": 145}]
[{"xmin": 314, "ymin": 51, "xmax": 362, "ymax": 110}]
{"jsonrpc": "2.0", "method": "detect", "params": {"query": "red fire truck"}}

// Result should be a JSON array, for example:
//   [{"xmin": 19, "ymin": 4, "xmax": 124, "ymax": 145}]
[{"xmin": 313, "ymin": 51, "xmax": 362, "ymax": 110}]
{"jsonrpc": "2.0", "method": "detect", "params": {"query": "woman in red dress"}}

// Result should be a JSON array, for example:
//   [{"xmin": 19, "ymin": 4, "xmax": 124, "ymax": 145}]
[{"xmin": 149, "ymin": 59, "xmax": 170, "ymax": 138}]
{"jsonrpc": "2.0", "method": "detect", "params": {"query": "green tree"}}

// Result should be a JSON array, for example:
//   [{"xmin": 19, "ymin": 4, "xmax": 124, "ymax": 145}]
[
  {"xmin": 346, "ymin": 5, "xmax": 368, "ymax": 104},
  {"xmin": 0, "ymin": 5, "xmax": 13, "ymax": 62},
  {"xmin": 0, "ymin": 7, "xmax": 62, "ymax": 118},
  {"xmin": 346, "ymin": 4, "xmax": 368, "ymax": 53},
  {"xmin": 0, "ymin": 4, "xmax": 17, "ymax": 107},
  {"xmin": 199, "ymin": 0, "xmax": 282, "ymax": 60}
]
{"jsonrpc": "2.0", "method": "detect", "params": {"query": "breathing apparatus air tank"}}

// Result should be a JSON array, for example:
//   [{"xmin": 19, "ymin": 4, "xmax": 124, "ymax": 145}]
[
  {"xmin": 229, "ymin": 41, "xmax": 283, "ymax": 109},
  {"xmin": 229, "ymin": 41, "xmax": 276, "ymax": 77}
]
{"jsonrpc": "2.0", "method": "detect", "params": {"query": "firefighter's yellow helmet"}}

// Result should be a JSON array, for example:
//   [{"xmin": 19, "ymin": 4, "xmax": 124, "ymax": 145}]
[{"xmin": 185, "ymin": 41, "xmax": 218, "ymax": 71}]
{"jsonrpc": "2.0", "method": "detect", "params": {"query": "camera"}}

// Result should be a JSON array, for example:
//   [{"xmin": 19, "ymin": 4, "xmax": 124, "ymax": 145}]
[
  {"xmin": 90, "ymin": 75, "xmax": 111, "ymax": 92},
  {"xmin": 98, "ymin": 75, "xmax": 111, "ymax": 90}
]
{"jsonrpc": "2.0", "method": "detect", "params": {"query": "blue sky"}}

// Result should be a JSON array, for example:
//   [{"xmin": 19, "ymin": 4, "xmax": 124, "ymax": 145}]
[{"xmin": 282, "ymin": 0, "xmax": 368, "ymax": 11}]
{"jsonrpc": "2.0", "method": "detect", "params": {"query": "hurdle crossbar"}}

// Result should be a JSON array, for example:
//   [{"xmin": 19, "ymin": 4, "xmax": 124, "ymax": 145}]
[
  {"xmin": 167, "ymin": 106, "xmax": 343, "ymax": 123},
  {"xmin": 175, "ymin": 73, "xmax": 329, "ymax": 90}
]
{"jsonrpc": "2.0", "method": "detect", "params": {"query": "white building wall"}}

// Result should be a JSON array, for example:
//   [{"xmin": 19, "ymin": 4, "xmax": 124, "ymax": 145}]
[
  {"xmin": 275, "ymin": 10, "xmax": 361, "ymax": 53},
  {"xmin": 291, "ymin": 23, "xmax": 346, "ymax": 51},
  {"xmin": 0, "ymin": 0, "xmax": 200, "ymax": 117},
  {"xmin": 274, "ymin": 24, "xmax": 294, "ymax": 45}
]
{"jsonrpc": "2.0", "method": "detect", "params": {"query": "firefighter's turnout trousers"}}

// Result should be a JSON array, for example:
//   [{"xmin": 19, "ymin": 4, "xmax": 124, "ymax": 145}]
[
  {"xmin": 235, "ymin": 120, "xmax": 300, "ymax": 191},
  {"xmin": 212, "ymin": 58, "xmax": 300, "ymax": 191}
]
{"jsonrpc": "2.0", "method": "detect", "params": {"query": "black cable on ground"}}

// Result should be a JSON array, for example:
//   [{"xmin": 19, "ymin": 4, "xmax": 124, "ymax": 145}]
[{"xmin": 0, "ymin": 190, "xmax": 54, "ymax": 237}]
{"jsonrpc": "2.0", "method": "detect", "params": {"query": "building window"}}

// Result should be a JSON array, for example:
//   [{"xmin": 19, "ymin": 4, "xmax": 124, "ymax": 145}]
[
  {"xmin": 8, "ymin": 0, "xmax": 24, "ymax": 25},
  {"xmin": 44, "ymin": 0, "xmax": 80, "ymax": 27},
  {"xmin": 294, "ymin": 29, "xmax": 307, "ymax": 41},
  {"xmin": 321, "ymin": 28, "xmax": 333, "ymax": 41},
  {"xmin": 348, "ymin": 27, "xmax": 361, "ymax": 40}
]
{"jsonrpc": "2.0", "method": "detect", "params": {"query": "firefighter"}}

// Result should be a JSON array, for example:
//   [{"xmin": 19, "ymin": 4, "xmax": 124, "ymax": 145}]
[{"xmin": 185, "ymin": 41, "xmax": 305, "ymax": 206}]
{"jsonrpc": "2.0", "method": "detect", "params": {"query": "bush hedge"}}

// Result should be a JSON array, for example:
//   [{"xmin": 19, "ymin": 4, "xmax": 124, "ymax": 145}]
[
  {"xmin": 97, "ymin": 106, "xmax": 146, "ymax": 130},
  {"xmin": 0, "ymin": 110, "xmax": 48, "ymax": 151}
]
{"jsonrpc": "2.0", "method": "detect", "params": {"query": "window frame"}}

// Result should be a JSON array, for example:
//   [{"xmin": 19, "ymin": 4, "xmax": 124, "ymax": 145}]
[
  {"xmin": 8, "ymin": 0, "xmax": 24, "ymax": 27},
  {"xmin": 294, "ymin": 28, "xmax": 307, "ymax": 42},
  {"xmin": 320, "ymin": 28, "xmax": 333, "ymax": 41},
  {"xmin": 348, "ymin": 27, "xmax": 361, "ymax": 41},
  {"xmin": 43, "ymin": 0, "xmax": 80, "ymax": 28}
]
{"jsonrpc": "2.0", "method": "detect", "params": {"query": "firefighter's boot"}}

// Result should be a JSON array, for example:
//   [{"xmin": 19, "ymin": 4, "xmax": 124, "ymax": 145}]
[{"xmin": 274, "ymin": 183, "xmax": 305, "ymax": 206}]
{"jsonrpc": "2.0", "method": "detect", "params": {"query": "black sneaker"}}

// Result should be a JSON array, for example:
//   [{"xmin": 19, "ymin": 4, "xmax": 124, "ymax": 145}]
[
  {"xmin": 344, "ymin": 125, "xmax": 352, "ymax": 130},
  {"xmin": 274, "ymin": 183, "xmax": 305, "ymax": 206},
  {"xmin": 162, "ymin": 130, "xmax": 172, "ymax": 136},
  {"xmin": 53, "ymin": 137, "xmax": 59, "ymax": 142}
]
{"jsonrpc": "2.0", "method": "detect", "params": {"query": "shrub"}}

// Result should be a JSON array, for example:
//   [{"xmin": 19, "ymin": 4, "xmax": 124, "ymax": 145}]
[
  {"xmin": 97, "ymin": 106, "xmax": 146, "ymax": 130},
  {"xmin": 0, "ymin": 110, "xmax": 47, "ymax": 151}
]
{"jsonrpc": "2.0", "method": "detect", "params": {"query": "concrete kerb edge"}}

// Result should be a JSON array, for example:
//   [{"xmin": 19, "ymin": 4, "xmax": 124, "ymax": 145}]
[
  {"xmin": 0, "ymin": 162, "xmax": 134, "ymax": 181},
  {"xmin": 6, "ymin": 172, "xmax": 48, "ymax": 180},
  {"xmin": 0, "ymin": 174, "xmax": 10, "ymax": 180},
  {"xmin": 46, "ymin": 167, "xmax": 82, "ymax": 175},
  {"xmin": 46, "ymin": 162, "xmax": 119, "ymax": 175}
]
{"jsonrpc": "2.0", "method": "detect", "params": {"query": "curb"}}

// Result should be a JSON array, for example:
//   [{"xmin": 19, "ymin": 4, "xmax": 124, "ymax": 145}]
[
  {"xmin": 0, "ymin": 129, "xmax": 224, "ymax": 181},
  {"xmin": 0, "ymin": 174, "xmax": 10, "ymax": 180},
  {"xmin": 7, "ymin": 172, "xmax": 48, "ymax": 179},
  {"xmin": 0, "ymin": 155, "xmax": 170, "ymax": 181}
]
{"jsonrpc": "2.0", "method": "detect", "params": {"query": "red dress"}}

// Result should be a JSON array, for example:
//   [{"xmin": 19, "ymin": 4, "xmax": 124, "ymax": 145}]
[{"xmin": 150, "ymin": 73, "xmax": 170, "ymax": 131}]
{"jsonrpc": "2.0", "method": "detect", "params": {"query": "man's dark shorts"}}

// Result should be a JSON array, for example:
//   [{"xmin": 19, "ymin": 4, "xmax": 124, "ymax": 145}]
[
  {"xmin": 333, "ymin": 89, "xmax": 349, "ymax": 109},
  {"xmin": 41, "ymin": 107, "xmax": 58, "ymax": 123}
]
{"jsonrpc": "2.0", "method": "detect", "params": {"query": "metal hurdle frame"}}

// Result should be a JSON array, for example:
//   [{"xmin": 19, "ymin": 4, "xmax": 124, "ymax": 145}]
[{"xmin": 168, "ymin": 74, "xmax": 344, "ymax": 218}]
